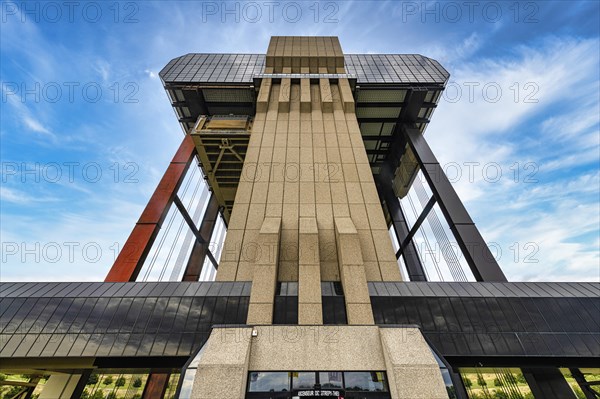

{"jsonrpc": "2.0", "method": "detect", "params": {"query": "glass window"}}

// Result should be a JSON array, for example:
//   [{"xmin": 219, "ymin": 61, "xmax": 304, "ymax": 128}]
[
  {"xmin": 344, "ymin": 372, "xmax": 388, "ymax": 392},
  {"xmin": 292, "ymin": 372, "xmax": 316, "ymax": 389},
  {"xmin": 319, "ymin": 372, "xmax": 343, "ymax": 389},
  {"xmin": 248, "ymin": 372, "xmax": 290, "ymax": 392}
]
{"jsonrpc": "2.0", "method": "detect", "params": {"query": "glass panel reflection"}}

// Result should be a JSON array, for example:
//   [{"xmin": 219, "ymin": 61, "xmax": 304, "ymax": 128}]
[
  {"xmin": 319, "ymin": 372, "xmax": 343, "ymax": 389},
  {"xmin": 248, "ymin": 372, "xmax": 290, "ymax": 392},
  {"xmin": 344, "ymin": 372, "xmax": 388, "ymax": 392},
  {"xmin": 292, "ymin": 372, "xmax": 316, "ymax": 389}
]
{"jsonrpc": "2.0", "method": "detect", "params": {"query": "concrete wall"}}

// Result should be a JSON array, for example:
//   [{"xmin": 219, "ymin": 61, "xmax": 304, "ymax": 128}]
[
  {"xmin": 190, "ymin": 328, "xmax": 253, "ymax": 399},
  {"xmin": 190, "ymin": 326, "xmax": 447, "ymax": 399}
]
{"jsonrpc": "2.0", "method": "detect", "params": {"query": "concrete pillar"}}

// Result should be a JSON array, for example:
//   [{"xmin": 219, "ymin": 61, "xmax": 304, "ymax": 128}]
[
  {"xmin": 298, "ymin": 217, "xmax": 322, "ymax": 324},
  {"xmin": 189, "ymin": 326, "xmax": 448, "ymax": 399},
  {"xmin": 191, "ymin": 327, "xmax": 253, "ymax": 399},
  {"xmin": 246, "ymin": 217, "xmax": 282, "ymax": 324},
  {"xmin": 379, "ymin": 328, "xmax": 448, "ymax": 399},
  {"xmin": 335, "ymin": 217, "xmax": 374, "ymax": 325}
]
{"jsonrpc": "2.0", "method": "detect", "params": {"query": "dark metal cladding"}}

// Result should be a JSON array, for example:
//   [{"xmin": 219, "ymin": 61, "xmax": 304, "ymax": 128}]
[
  {"xmin": 4, "ymin": 281, "xmax": 597, "ymax": 364},
  {"xmin": 0, "ymin": 282, "xmax": 250, "ymax": 360},
  {"xmin": 370, "ymin": 282, "xmax": 600, "ymax": 366}
]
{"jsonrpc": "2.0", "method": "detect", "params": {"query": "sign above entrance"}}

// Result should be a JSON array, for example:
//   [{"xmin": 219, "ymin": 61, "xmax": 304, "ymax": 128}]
[{"xmin": 293, "ymin": 390, "xmax": 344, "ymax": 398}]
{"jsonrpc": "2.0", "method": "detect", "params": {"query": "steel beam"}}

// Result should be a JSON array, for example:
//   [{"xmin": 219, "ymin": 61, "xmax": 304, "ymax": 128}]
[
  {"xmin": 397, "ymin": 195, "xmax": 436, "ymax": 257},
  {"xmin": 570, "ymin": 368, "xmax": 599, "ymax": 399},
  {"xmin": 377, "ymin": 120, "xmax": 427, "ymax": 282},
  {"xmin": 182, "ymin": 194, "xmax": 220, "ymax": 281},
  {"xmin": 523, "ymin": 368, "xmax": 577, "ymax": 399},
  {"xmin": 141, "ymin": 373, "xmax": 170, "ymax": 399},
  {"xmin": 105, "ymin": 135, "xmax": 196, "ymax": 282},
  {"xmin": 173, "ymin": 195, "xmax": 219, "ymax": 269},
  {"xmin": 69, "ymin": 371, "xmax": 92, "ymax": 399},
  {"xmin": 450, "ymin": 371, "xmax": 469, "ymax": 399},
  {"xmin": 377, "ymin": 176, "xmax": 427, "ymax": 281},
  {"xmin": 402, "ymin": 126, "xmax": 507, "ymax": 282}
]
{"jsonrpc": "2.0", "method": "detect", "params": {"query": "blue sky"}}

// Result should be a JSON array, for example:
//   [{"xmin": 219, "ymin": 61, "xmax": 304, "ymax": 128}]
[{"xmin": 1, "ymin": 1, "xmax": 599, "ymax": 282}]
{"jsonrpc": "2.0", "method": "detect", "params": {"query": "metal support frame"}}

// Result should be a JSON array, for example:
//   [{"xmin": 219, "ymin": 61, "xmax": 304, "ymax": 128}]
[
  {"xmin": 180, "ymin": 194, "xmax": 220, "ymax": 280},
  {"xmin": 0, "ymin": 376, "xmax": 41, "ymax": 399},
  {"xmin": 450, "ymin": 370, "xmax": 469, "ymax": 399},
  {"xmin": 570, "ymin": 368, "xmax": 600, "ymax": 399},
  {"xmin": 172, "ymin": 195, "xmax": 218, "ymax": 269},
  {"xmin": 69, "ymin": 370, "xmax": 92, "ymax": 399},
  {"xmin": 522, "ymin": 368, "xmax": 578, "ymax": 399},
  {"xmin": 372, "ymin": 88, "xmax": 431, "ymax": 281},
  {"xmin": 397, "ymin": 195, "xmax": 436, "ymax": 257},
  {"xmin": 402, "ymin": 125, "xmax": 507, "ymax": 282},
  {"xmin": 105, "ymin": 135, "xmax": 196, "ymax": 282},
  {"xmin": 141, "ymin": 373, "xmax": 171, "ymax": 399},
  {"xmin": 377, "ymin": 173, "xmax": 427, "ymax": 281}
]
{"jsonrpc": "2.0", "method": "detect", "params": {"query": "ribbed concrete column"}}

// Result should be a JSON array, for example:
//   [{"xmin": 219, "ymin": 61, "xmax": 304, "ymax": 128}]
[
  {"xmin": 298, "ymin": 217, "xmax": 322, "ymax": 324},
  {"xmin": 217, "ymin": 37, "xmax": 402, "ymax": 330},
  {"xmin": 246, "ymin": 217, "xmax": 282, "ymax": 324},
  {"xmin": 334, "ymin": 217, "xmax": 374, "ymax": 324}
]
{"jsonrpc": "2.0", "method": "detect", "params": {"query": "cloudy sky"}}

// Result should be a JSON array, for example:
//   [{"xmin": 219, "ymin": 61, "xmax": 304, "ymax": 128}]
[{"xmin": 1, "ymin": 1, "xmax": 598, "ymax": 282}]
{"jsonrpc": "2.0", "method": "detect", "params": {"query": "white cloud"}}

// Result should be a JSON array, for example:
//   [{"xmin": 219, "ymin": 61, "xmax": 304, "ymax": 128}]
[
  {"xmin": 0, "ymin": 187, "xmax": 56, "ymax": 204},
  {"xmin": 22, "ymin": 116, "xmax": 53, "ymax": 136},
  {"xmin": 2, "ymin": 5, "xmax": 598, "ymax": 284},
  {"xmin": 93, "ymin": 59, "xmax": 111, "ymax": 82},
  {"xmin": 430, "ymin": 37, "xmax": 599, "ymax": 156},
  {"xmin": 420, "ymin": 36, "xmax": 600, "ymax": 281}
]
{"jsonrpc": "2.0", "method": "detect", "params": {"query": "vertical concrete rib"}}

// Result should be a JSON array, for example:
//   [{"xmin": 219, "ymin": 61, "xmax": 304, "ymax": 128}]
[
  {"xmin": 218, "ymin": 37, "xmax": 402, "ymax": 330},
  {"xmin": 334, "ymin": 217, "xmax": 374, "ymax": 324},
  {"xmin": 298, "ymin": 217, "xmax": 322, "ymax": 324},
  {"xmin": 247, "ymin": 217, "xmax": 282, "ymax": 324}
]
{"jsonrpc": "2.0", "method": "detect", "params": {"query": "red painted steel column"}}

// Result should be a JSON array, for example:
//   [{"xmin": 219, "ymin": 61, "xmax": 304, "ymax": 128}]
[
  {"xmin": 105, "ymin": 135, "xmax": 196, "ymax": 282},
  {"xmin": 141, "ymin": 373, "xmax": 171, "ymax": 399}
]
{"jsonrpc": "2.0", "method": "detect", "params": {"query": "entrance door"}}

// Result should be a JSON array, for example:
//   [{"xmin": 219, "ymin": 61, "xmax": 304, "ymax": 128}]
[{"xmin": 245, "ymin": 371, "xmax": 392, "ymax": 399}]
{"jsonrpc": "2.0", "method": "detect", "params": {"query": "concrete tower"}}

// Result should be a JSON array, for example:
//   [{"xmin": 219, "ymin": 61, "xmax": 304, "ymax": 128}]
[
  {"xmin": 187, "ymin": 37, "xmax": 447, "ymax": 399},
  {"xmin": 3, "ymin": 36, "xmax": 594, "ymax": 399}
]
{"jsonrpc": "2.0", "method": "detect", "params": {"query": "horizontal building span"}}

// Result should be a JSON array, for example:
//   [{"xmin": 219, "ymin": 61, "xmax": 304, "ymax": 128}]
[
  {"xmin": 368, "ymin": 281, "xmax": 599, "ymax": 298},
  {"xmin": 370, "ymin": 282, "xmax": 600, "ymax": 367},
  {"xmin": 0, "ymin": 282, "xmax": 250, "ymax": 362},
  {"xmin": 1, "ymin": 282, "xmax": 597, "ymax": 368}
]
